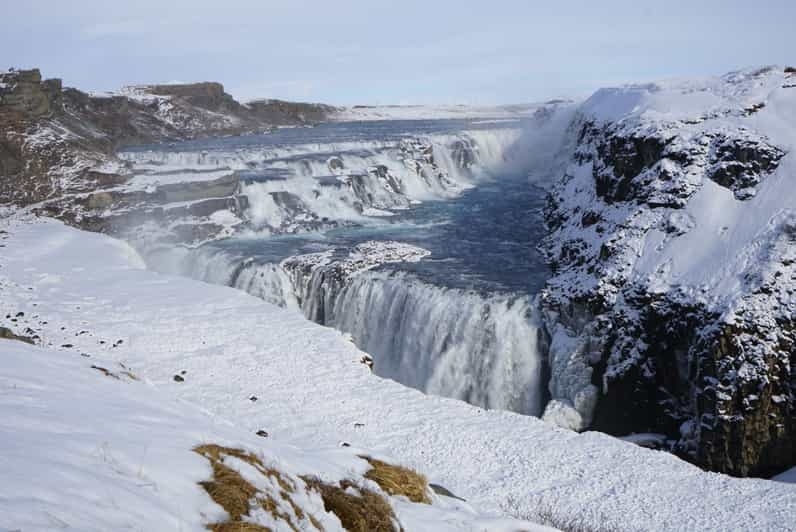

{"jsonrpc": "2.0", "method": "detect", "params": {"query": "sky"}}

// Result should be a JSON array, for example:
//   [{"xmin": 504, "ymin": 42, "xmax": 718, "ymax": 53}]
[{"xmin": 2, "ymin": 0, "xmax": 795, "ymax": 105}]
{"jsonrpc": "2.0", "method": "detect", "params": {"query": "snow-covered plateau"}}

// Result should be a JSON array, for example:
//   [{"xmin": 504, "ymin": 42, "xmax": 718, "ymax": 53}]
[{"xmin": 2, "ymin": 65, "xmax": 796, "ymax": 530}]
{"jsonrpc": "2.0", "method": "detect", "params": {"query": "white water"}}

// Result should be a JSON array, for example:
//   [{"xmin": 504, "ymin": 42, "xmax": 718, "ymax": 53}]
[{"xmin": 325, "ymin": 271, "xmax": 543, "ymax": 415}]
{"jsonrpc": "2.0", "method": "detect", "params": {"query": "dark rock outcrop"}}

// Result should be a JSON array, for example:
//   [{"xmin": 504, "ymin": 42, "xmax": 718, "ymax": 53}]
[{"xmin": 246, "ymin": 99, "xmax": 338, "ymax": 126}]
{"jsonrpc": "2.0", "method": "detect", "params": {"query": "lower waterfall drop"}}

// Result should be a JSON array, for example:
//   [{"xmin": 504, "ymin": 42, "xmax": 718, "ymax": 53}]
[{"xmin": 329, "ymin": 271, "xmax": 545, "ymax": 415}]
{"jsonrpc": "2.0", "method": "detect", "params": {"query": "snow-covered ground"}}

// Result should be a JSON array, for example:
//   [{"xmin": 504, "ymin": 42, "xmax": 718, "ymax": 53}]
[
  {"xmin": 125, "ymin": 168, "xmax": 236, "ymax": 188},
  {"xmin": 0, "ymin": 214, "xmax": 544, "ymax": 532},
  {"xmin": 1, "ymin": 214, "xmax": 794, "ymax": 531},
  {"xmin": 331, "ymin": 103, "xmax": 547, "ymax": 122}
]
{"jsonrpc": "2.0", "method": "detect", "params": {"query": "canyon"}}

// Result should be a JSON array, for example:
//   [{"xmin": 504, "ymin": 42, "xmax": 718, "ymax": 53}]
[{"xmin": 2, "ymin": 65, "xmax": 795, "ymax": 484}]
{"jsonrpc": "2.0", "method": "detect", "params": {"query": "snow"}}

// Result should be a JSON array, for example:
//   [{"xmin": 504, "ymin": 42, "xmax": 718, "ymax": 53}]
[
  {"xmin": 126, "ymin": 169, "xmax": 235, "ymax": 188},
  {"xmin": 626, "ymin": 68, "xmax": 796, "ymax": 303},
  {"xmin": 634, "ymin": 166, "xmax": 796, "ymax": 301},
  {"xmin": 332, "ymin": 103, "xmax": 546, "ymax": 122},
  {"xmin": 579, "ymin": 66, "xmax": 788, "ymax": 126},
  {"xmin": 1, "ymin": 214, "xmax": 794, "ymax": 530}
]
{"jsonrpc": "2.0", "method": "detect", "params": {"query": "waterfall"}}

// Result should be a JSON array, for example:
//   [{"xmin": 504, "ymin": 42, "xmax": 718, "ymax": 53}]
[
  {"xmin": 131, "ymin": 115, "xmax": 573, "ymax": 417},
  {"xmin": 329, "ymin": 271, "xmax": 544, "ymax": 415},
  {"xmin": 144, "ymin": 242, "xmax": 545, "ymax": 416}
]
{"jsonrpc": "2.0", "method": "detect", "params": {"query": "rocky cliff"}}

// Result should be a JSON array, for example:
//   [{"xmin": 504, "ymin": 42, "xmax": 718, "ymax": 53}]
[
  {"xmin": 540, "ymin": 66, "xmax": 795, "ymax": 477},
  {"xmin": 0, "ymin": 68, "xmax": 335, "ymax": 210}
]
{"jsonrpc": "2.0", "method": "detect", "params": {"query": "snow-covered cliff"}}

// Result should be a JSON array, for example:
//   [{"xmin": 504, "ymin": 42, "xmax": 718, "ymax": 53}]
[{"xmin": 540, "ymin": 66, "xmax": 795, "ymax": 476}]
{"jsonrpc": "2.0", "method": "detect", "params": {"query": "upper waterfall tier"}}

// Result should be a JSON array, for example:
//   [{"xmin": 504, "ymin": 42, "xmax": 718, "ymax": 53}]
[{"xmin": 113, "ymin": 113, "xmax": 573, "ymax": 243}]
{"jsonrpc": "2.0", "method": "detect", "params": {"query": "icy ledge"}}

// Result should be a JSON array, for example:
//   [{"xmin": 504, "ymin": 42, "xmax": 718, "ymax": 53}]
[{"xmin": 1, "ymin": 215, "xmax": 794, "ymax": 531}]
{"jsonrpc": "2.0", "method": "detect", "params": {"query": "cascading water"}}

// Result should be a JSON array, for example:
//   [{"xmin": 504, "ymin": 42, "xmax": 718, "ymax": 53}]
[
  {"xmin": 132, "ymin": 113, "xmax": 574, "ymax": 417},
  {"xmin": 322, "ymin": 271, "xmax": 543, "ymax": 415}
]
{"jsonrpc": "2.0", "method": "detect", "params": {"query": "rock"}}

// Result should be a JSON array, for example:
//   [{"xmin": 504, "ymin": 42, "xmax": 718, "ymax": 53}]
[
  {"xmin": 173, "ymin": 375, "xmax": 184, "ymax": 382},
  {"xmin": 0, "ymin": 68, "xmax": 60, "ymax": 118},
  {"xmin": 87, "ymin": 192, "xmax": 114, "ymax": 210},
  {"xmin": 245, "ymin": 98, "xmax": 338, "ymax": 126},
  {"xmin": 328, "ymin": 156, "xmax": 344, "ymax": 173},
  {"xmin": 360, "ymin": 355, "xmax": 374, "ymax": 370},
  {"xmin": 429, "ymin": 483, "xmax": 466, "ymax": 502},
  {"xmin": 148, "ymin": 82, "xmax": 233, "ymax": 111},
  {"xmin": 255, "ymin": 430, "xmax": 269, "ymax": 438},
  {"xmin": 0, "ymin": 326, "xmax": 35, "ymax": 345}
]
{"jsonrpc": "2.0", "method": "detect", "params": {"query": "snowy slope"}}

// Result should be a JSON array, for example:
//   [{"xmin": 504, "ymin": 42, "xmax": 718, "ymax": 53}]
[
  {"xmin": 0, "ymin": 223, "xmax": 543, "ymax": 531},
  {"xmin": 1, "ymin": 214, "xmax": 794, "ymax": 531},
  {"xmin": 1, "ymin": 341, "xmax": 546, "ymax": 531}
]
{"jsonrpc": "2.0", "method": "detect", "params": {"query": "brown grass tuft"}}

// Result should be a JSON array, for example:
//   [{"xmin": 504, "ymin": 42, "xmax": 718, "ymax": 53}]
[
  {"xmin": 302, "ymin": 476, "xmax": 399, "ymax": 532},
  {"xmin": 194, "ymin": 444, "xmax": 318, "ymax": 532},
  {"xmin": 359, "ymin": 456, "xmax": 431, "ymax": 504},
  {"xmin": 208, "ymin": 521, "xmax": 271, "ymax": 532},
  {"xmin": 194, "ymin": 446, "xmax": 435, "ymax": 531}
]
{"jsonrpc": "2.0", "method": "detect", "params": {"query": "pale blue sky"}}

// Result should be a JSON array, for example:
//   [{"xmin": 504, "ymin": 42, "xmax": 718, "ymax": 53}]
[{"xmin": 2, "ymin": 0, "xmax": 794, "ymax": 105}]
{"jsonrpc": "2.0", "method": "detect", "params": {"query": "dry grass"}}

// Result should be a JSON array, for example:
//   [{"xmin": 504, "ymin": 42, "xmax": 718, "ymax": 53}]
[
  {"xmin": 90, "ymin": 364, "xmax": 138, "ymax": 381},
  {"xmin": 194, "ymin": 444, "xmax": 315, "ymax": 532},
  {"xmin": 91, "ymin": 365, "xmax": 120, "ymax": 380},
  {"xmin": 194, "ymin": 445, "xmax": 434, "ymax": 532},
  {"xmin": 302, "ymin": 476, "xmax": 399, "ymax": 532},
  {"xmin": 359, "ymin": 456, "xmax": 431, "ymax": 504},
  {"xmin": 207, "ymin": 524, "xmax": 270, "ymax": 532}
]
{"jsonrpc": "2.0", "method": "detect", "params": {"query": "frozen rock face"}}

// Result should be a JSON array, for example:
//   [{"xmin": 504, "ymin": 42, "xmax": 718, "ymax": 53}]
[{"xmin": 540, "ymin": 66, "xmax": 795, "ymax": 476}]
